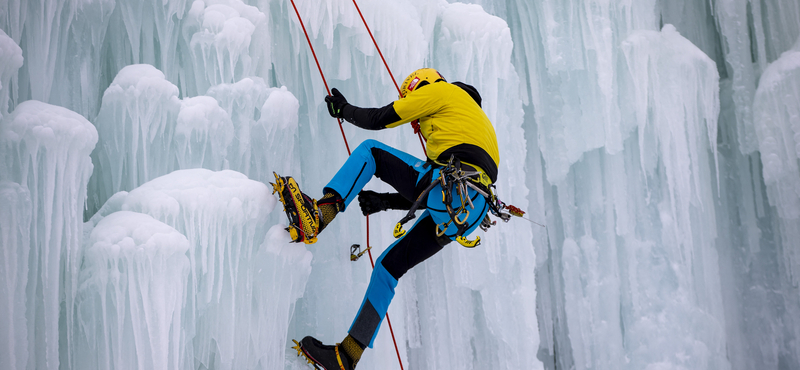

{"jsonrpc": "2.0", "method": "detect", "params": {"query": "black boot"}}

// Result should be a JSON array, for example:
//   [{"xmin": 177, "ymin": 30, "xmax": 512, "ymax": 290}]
[{"xmin": 294, "ymin": 336, "xmax": 356, "ymax": 370}]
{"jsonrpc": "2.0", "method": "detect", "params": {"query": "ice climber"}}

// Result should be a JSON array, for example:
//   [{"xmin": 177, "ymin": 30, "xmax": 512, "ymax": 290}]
[{"xmin": 273, "ymin": 68, "xmax": 499, "ymax": 370}]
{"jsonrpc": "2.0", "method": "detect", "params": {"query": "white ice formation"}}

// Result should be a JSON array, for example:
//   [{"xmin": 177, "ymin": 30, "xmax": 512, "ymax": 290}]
[
  {"xmin": 81, "ymin": 169, "xmax": 311, "ymax": 370},
  {"xmin": 1, "ymin": 0, "xmax": 800, "ymax": 370},
  {"xmin": 75, "ymin": 211, "xmax": 191, "ymax": 370},
  {"xmin": 88, "ymin": 64, "xmax": 182, "ymax": 215},
  {"xmin": 0, "ymin": 100, "xmax": 97, "ymax": 370},
  {"xmin": 87, "ymin": 64, "xmax": 299, "ymax": 215},
  {"xmin": 0, "ymin": 29, "xmax": 23, "ymax": 120},
  {"xmin": 183, "ymin": 0, "xmax": 268, "ymax": 95},
  {"xmin": 753, "ymin": 39, "xmax": 800, "ymax": 285},
  {"xmin": 175, "ymin": 96, "xmax": 234, "ymax": 170},
  {"xmin": 0, "ymin": 181, "xmax": 31, "ymax": 370}
]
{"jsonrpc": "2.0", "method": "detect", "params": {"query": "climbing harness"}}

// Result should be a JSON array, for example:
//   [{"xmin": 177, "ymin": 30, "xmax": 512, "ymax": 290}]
[{"xmin": 391, "ymin": 156, "xmax": 528, "ymax": 248}]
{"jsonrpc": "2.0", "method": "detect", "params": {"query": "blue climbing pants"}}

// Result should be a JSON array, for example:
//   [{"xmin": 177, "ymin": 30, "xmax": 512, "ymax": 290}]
[{"xmin": 323, "ymin": 139, "xmax": 488, "ymax": 347}]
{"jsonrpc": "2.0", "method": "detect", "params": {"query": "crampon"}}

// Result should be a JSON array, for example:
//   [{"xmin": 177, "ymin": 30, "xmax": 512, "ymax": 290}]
[
  {"xmin": 292, "ymin": 337, "xmax": 354, "ymax": 370},
  {"xmin": 292, "ymin": 340, "xmax": 319, "ymax": 369},
  {"xmin": 270, "ymin": 172, "xmax": 320, "ymax": 244}
]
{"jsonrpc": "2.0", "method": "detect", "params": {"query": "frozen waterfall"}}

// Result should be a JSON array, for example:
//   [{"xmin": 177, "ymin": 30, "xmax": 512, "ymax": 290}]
[{"xmin": 1, "ymin": 0, "xmax": 800, "ymax": 369}]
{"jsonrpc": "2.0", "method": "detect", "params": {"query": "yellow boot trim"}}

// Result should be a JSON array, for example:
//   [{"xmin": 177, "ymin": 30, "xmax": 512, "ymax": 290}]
[{"xmin": 334, "ymin": 345, "xmax": 347, "ymax": 370}]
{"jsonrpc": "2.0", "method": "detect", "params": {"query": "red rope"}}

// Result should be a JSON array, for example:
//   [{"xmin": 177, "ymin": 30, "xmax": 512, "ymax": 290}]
[
  {"xmin": 289, "ymin": 0, "xmax": 351, "ymax": 155},
  {"xmin": 350, "ymin": 0, "xmax": 426, "ymax": 158},
  {"xmin": 350, "ymin": 2, "xmax": 422, "ymax": 367},
  {"xmin": 365, "ymin": 216, "xmax": 404, "ymax": 369},
  {"xmin": 289, "ymin": 1, "xmax": 404, "ymax": 368}
]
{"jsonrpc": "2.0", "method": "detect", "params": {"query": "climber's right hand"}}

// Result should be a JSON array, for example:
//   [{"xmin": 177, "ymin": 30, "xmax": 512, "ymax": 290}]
[
  {"xmin": 325, "ymin": 88, "xmax": 349, "ymax": 119},
  {"xmin": 357, "ymin": 190, "xmax": 392, "ymax": 216}
]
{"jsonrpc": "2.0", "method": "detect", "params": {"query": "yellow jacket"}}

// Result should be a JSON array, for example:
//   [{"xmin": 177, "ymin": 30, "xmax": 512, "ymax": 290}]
[{"xmin": 341, "ymin": 81, "xmax": 499, "ymax": 182}]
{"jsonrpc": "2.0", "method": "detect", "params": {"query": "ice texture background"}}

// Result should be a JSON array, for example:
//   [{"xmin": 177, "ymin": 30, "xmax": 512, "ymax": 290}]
[{"xmin": 0, "ymin": 0, "xmax": 799, "ymax": 369}]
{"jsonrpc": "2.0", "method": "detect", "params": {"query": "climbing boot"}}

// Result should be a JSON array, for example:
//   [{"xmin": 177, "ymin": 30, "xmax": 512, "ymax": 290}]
[
  {"xmin": 270, "ymin": 173, "xmax": 320, "ymax": 244},
  {"xmin": 292, "ymin": 336, "xmax": 356, "ymax": 370}
]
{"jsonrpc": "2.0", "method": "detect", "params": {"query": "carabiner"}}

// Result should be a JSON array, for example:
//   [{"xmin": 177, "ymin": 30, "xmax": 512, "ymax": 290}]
[
  {"xmin": 456, "ymin": 235, "xmax": 480, "ymax": 248},
  {"xmin": 454, "ymin": 209, "xmax": 469, "ymax": 225},
  {"xmin": 393, "ymin": 223, "xmax": 407, "ymax": 238},
  {"xmin": 435, "ymin": 221, "xmax": 450, "ymax": 237}
]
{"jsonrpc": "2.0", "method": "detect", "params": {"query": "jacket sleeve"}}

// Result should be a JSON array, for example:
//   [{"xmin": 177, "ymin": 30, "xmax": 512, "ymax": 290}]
[
  {"xmin": 340, "ymin": 102, "xmax": 402, "ymax": 130},
  {"xmin": 340, "ymin": 83, "xmax": 447, "ymax": 130},
  {"xmin": 384, "ymin": 192, "xmax": 418, "ymax": 210}
]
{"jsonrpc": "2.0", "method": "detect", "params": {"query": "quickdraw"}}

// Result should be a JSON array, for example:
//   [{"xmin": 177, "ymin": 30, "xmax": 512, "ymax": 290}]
[
  {"xmin": 392, "ymin": 156, "xmax": 526, "ymax": 248},
  {"xmin": 349, "ymin": 244, "xmax": 372, "ymax": 261}
]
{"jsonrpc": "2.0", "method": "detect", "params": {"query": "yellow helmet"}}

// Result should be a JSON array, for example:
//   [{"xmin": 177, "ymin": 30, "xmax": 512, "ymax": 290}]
[{"xmin": 399, "ymin": 68, "xmax": 446, "ymax": 98}]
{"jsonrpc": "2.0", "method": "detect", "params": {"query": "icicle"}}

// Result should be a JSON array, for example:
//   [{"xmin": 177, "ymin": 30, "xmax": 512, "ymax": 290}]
[
  {"xmin": 0, "ymin": 181, "xmax": 32, "ymax": 370},
  {"xmin": 753, "ymin": 39, "xmax": 800, "ymax": 286},
  {"xmin": 87, "ymin": 64, "xmax": 181, "ymax": 215},
  {"xmin": 0, "ymin": 29, "xmax": 23, "ymax": 120},
  {"xmin": 0, "ymin": 101, "xmax": 97, "ymax": 370},
  {"xmin": 89, "ymin": 168, "xmax": 310, "ymax": 370},
  {"xmin": 75, "ymin": 211, "xmax": 190, "ymax": 370}
]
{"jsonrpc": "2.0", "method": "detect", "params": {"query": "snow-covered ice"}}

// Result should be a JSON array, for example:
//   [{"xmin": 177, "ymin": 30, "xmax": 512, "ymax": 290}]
[
  {"xmin": 1, "ymin": 0, "xmax": 800, "ymax": 369},
  {"xmin": 175, "ymin": 95, "xmax": 234, "ymax": 170},
  {"xmin": 90, "ymin": 169, "xmax": 310, "ymax": 370},
  {"xmin": 75, "ymin": 211, "xmax": 190, "ymax": 370},
  {"xmin": 754, "ymin": 40, "xmax": 800, "ymax": 221},
  {"xmin": 183, "ymin": 0, "xmax": 267, "ymax": 95},
  {"xmin": 0, "ymin": 29, "xmax": 23, "ymax": 120},
  {"xmin": 87, "ymin": 64, "xmax": 182, "ymax": 215},
  {"xmin": 0, "ymin": 100, "xmax": 97, "ymax": 370},
  {"xmin": 0, "ymin": 181, "xmax": 31, "ymax": 370},
  {"xmin": 753, "ymin": 39, "xmax": 800, "ymax": 294}
]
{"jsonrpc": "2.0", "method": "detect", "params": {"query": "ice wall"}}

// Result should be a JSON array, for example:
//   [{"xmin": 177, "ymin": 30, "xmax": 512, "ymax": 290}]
[
  {"xmin": 509, "ymin": 0, "xmax": 658, "ymax": 183},
  {"xmin": 660, "ymin": 2, "xmax": 800, "ymax": 369},
  {"xmin": 0, "ymin": 181, "xmax": 31, "ymax": 370},
  {"xmin": 0, "ymin": 101, "xmax": 97, "ymax": 370},
  {"xmin": 754, "ymin": 41, "xmax": 800, "ymax": 224},
  {"xmin": 510, "ymin": 17, "xmax": 727, "ymax": 368},
  {"xmin": 2, "ymin": 0, "xmax": 800, "ymax": 369},
  {"xmin": 175, "ymin": 96, "xmax": 234, "ymax": 169},
  {"xmin": 82, "ymin": 169, "xmax": 312, "ymax": 370},
  {"xmin": 275, "ymin": 2, "xmax": 542, "ymax": 369},
  {"xmin": 752, "ymin": 41, "xmax": 800, "ymax": 341},
  {"xmin": 0, "ymin": 29, "xmax": 22, "ymax": 120},
  {"xmin": 618, "ymin": 25, "xmax": 726, "ymax": 370},
  {"xmin": 75, "ymin": 211, "xmax": 190, "ymax": 370},
  {"xmin": 87, "ymin": 64, "xmax": 300, "ymax": 215},
  {"xmin": 88, "ymin": 65, "xmax": 182, "ymax": 215},
  {"xmin": 207, "ymin": 78, "xmax": 301, "ymax": 184},
  {"xmin": 75, "ymin": 22, "xmax": 308, "ymax": 367},
  {"xmin": 662, "ymin": 0, "xmax": 800, "ymax": 155},
  {"xmin": 399, "ymin": 3, "xmax": 539, "ymax": 369},
  {"xmin": 183, "ymin": 0, "xmax": 267, "ymax": 96}
]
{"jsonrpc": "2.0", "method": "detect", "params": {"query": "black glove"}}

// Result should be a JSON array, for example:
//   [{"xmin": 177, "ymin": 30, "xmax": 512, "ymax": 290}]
[
  {"xmin": 358, "ymin": 190, "xmax": 392, "ymax": 216},
  {"xmin": 325, "ymin": 88, "xmax": 349, "ymax": 118}
]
